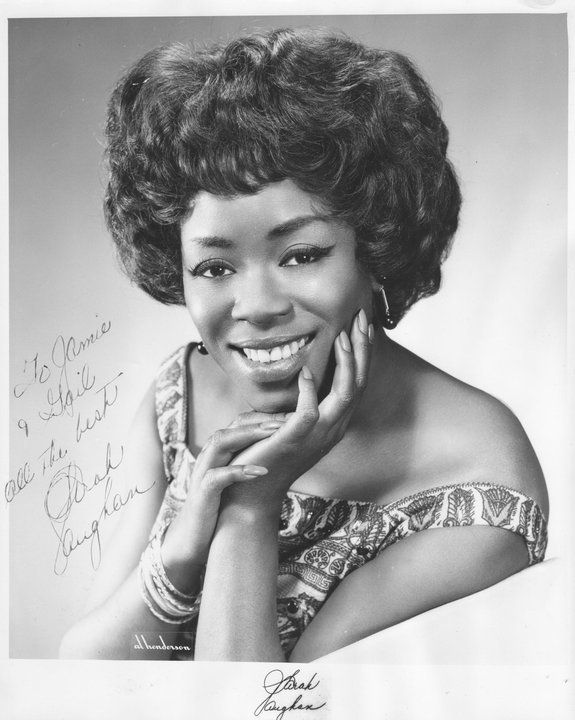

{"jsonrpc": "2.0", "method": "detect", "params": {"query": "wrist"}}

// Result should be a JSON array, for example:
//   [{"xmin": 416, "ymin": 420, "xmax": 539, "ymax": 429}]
[
  {"xmin": 138, "ymin": 528, "xmax": 203, "ymax": 622},
  {"xmin": 161, "ymin": 505, "xmax": 212, "ymax": 566},
  {"xmin": 218, "ymin": 498, "xmax": 283, "ymax": 528},
  {"xmin": 160, "ymin": 521, "xmax": 207, "ymax": 592}
]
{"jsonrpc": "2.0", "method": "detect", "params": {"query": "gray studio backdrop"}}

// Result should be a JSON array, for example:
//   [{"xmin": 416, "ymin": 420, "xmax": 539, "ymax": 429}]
[{"xmin": 8, "ymin": 15, "xmax": 567, "ymax": 658}]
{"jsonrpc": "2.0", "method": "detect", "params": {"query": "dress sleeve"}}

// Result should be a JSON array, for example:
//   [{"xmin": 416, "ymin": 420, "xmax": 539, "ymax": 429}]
[{"xmin": 375, "ymin": 483, "xmax": 548, "ymax": 566}]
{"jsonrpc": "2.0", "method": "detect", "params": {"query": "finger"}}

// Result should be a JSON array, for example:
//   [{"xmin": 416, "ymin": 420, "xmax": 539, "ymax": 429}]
[
  {"xmin": 318, "ymin": 330, "xmax": 356, "ymax": 424},
  {"xmin": 282, "ymin": 366, "xmax": 320, "ymax": 440},
  {"xmin": 200, "ymin": 464, "xmax": 268, "ymax": 497},
  {"xmin": 228, "ymin": 411, "xmax": 292, "ymax": 428},
  {"xmin": 194, "ymin": 424, "xmax": 280, "ymax": 477},
  {"xmin": 350, "ymin": 308, "xmax": 372, "ymax": 393}
]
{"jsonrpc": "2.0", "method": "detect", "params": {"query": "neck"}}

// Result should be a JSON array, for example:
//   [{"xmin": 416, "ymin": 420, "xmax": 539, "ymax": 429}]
[{"xmin": 346, "ymin": 328, "xmax": 399, "ymax": 429}]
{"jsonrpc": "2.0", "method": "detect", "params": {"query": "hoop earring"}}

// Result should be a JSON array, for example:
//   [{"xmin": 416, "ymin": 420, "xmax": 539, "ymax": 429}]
[
  {"xmin": 196, "ymin": 341, "xmax": 209, "ymax": 355},
  {"xmin": 379, "ymin": 283, "xmax": 396, "ymax": 330}
]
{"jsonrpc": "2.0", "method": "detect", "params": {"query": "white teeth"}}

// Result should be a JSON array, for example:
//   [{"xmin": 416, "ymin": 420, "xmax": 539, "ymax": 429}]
[{"xmin": 241, "ymin": 337, "xmax": 309, "ymax": 364}]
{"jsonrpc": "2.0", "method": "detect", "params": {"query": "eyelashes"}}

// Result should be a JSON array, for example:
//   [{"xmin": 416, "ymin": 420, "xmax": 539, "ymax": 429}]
[
  {"xmin": 189, "ymin": 260, "xmax": 233, "ymax": 279},
  {"xmin": 188, "ymin": 244, "xmax": 335, "ymax": 280},
  {"xmin": 280, "ymin": 244, "xmax": 334, "ymax": 266}
]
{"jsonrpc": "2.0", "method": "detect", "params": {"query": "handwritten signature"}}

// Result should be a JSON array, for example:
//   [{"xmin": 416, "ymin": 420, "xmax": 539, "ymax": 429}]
[
  {"xmin": 9, "ymin": 317, "xmax": 147, "ymax": 575},
  {"xmin": 254, "ymin": 670, "xmax": 326, "ymax": 720},
  {"xmin": 43, "ymin": 442, "xmax": 153, "ymax": 575}
]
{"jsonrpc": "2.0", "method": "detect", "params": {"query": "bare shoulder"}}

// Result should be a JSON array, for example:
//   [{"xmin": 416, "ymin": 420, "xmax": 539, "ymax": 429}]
[{"xmin": 401, "ymin": 345, "xmax": 549, "ymax": 516}]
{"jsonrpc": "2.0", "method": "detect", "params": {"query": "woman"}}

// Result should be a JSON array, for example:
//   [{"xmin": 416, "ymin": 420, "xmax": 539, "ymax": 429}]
[{"xmin": 59, "ymin": 27, "xmax": 548, "ymax": 662}]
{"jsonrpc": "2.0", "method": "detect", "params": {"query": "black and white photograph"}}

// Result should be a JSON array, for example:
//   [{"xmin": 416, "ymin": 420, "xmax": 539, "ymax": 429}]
[{"xmin": 3, "ymin": 2, "xmax": 573, "ymax": 718}]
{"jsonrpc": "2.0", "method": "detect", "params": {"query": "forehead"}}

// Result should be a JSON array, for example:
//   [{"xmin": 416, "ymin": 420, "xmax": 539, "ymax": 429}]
[{"xmin": 181, "ymin": 179, "xmax": 329, "ymax": 240}]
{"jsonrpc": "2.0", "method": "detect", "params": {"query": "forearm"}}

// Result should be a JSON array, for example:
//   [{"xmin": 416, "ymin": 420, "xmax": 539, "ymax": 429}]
[
  {"xmin": 59, "ymin": 541, "xmax": 204, "ymax": 660},
  {"xmin": 194, "ymin": 503, "xmax": 284, "ymax": 662}
]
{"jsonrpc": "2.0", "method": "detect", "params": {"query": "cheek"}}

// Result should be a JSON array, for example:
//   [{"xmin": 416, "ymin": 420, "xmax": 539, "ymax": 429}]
[
  {"xmin": 184, "ymin": 285, "xmax": 226, "ymax": 337},
  {"xmin": 301, "ymin": 268, "xmax": 371, "ymax": 327}
]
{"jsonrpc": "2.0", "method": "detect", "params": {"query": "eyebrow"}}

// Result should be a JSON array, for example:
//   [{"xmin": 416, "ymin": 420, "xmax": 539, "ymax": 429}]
[
  {"xmin": 185, "ymin": 214, "xmax": 334, "ymax": 248},
  {"xmin": 267, "ymin": 214, "xmax": 333, "ymax": 239},
  {"xmin": 188, "ymin": 236, "xmax": 235, "ymax": 249}
]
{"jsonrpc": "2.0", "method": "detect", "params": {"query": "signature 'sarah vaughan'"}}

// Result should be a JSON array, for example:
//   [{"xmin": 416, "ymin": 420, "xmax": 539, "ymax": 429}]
[
  {"xmin": 44, "ymin": 441, "xmax": 154, "ymax": 575},
  {"xmin": 254, "ymin": 669, "xmax": 327, "ymax": 720}
]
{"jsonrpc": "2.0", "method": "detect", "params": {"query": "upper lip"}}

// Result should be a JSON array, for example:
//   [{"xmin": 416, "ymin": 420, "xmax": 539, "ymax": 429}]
[{"xmin": 231, "ymin": 334, "xmax": 311, "ymax": 350}]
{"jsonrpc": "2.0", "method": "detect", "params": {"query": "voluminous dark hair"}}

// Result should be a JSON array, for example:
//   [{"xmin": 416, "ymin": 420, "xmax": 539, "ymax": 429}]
[{"xmin": 104, "ymin": 27, "xmax": 461, "ymax": 322}]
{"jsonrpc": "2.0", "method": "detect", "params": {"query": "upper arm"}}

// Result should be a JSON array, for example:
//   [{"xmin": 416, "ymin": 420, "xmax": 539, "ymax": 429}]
[
  {"xmin": 84, "ymin": 380, "xmax": 167, "ymax": 612},
  {"xmin": 473, "ymin": 395, "xmax": 548, "ymax": 517},
  {"xmin": 289, "ymin": 524, "xmax": 529, "ymax": 662}
]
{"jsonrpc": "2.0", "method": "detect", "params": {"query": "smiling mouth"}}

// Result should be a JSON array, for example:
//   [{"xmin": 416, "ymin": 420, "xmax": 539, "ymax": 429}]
[{"xmin": 234, "ymin": 336, "xmax": 311, "ymax": 364}]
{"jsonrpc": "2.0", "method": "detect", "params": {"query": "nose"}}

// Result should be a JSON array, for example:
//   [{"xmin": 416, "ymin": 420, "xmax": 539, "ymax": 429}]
[{"xmin": 231, "ymin": 269, "xmax": 292, "ymax": 325}]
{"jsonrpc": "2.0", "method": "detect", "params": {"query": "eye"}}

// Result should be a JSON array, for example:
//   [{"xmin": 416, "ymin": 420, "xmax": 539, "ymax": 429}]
[
  {"xmin": 280, "ymin": 245, "xmax": 333, "ymax": 267},
  {"xmin": 189, "ymin": 260, "xmax": 234, "ymax": 279}
]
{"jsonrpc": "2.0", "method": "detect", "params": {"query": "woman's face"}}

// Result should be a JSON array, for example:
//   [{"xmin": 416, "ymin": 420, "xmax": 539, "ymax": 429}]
[{"xmin": 180, "ymin": 179, "xmax": 375, "ymax": 412}]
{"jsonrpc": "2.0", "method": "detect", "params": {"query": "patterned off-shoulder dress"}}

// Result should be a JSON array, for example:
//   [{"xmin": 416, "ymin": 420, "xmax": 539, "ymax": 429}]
[{"xmin": 149, "ymin": 344, "xmax": 548, "ymax": 659}]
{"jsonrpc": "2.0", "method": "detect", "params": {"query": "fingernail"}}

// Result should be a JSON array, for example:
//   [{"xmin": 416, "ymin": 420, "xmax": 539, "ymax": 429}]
[
  {"xmin": 243, "ymin": 465, "xmax": 268, "ymax": 477},
  {"xmin": 368, "ymin": 324, "xmax": 375, "ymax": 344},
  {"xmin": 259, "ymin": 421, "xmax": 282, "ymax": 431},
  {"xmin": 357, "ymin": 309, "xmax": 368, "ymax": 334},
  {"xmin": 301, "ymin": 365, "xmax": 312, "ymax": 380},
  {"xmin": 339, "ymin": 330, "xmax": 351, "ymax": 352}
]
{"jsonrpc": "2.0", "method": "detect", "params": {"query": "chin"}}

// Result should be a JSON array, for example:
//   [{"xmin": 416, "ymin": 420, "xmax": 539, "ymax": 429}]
[{"xmin": 245, "ymin": 386, "xmax": 300, "ymax": 414}]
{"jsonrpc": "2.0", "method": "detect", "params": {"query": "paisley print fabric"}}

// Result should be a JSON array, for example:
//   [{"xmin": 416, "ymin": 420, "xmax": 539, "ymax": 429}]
[{"xmin": 151, "ymin": 344, "xmax": 548, "ymax": 658}]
